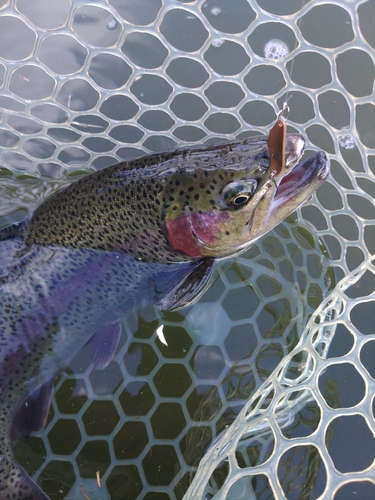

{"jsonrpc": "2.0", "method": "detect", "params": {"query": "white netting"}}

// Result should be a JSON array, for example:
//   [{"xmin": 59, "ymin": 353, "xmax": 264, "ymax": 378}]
[
  {"xmin": 0, "ymin": 0, "xmax": 375, "ymax": 499},
  {"xmin": 186, "ymin": 258, "xmax": 375, "ymax": 499}
]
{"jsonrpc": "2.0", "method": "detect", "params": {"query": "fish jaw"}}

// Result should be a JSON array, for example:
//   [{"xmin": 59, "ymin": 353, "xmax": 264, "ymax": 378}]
[{"xmin": 258, "ymin": 150, "xmax": 329, "ymax": 238}]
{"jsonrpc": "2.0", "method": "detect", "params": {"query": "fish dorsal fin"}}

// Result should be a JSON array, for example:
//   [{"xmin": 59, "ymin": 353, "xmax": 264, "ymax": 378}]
[
  {"xmin": 154, "ymin": 258, "xmax": 215, "ymax": 311},
  {"xmin": 91, "ymin": 322, "xmax": 122, "ymax": 370}
]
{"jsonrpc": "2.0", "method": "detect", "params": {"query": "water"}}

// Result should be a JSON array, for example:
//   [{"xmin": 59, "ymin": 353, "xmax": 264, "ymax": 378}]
[{"xmin": 1, "ymin": 0, "xmax": 374, "ymax": 499}]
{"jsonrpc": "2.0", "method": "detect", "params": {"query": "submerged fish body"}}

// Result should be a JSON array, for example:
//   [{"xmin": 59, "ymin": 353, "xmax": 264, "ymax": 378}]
[{"xmin": 0, "ymin": 134, "xmax": 329, "ymax": 499}]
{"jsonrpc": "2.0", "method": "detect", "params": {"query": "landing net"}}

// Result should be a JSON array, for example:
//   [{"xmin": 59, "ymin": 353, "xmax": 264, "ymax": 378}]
[{"xmin": 0, "ymin": 0, "xmax": 374, "ymax": 498}]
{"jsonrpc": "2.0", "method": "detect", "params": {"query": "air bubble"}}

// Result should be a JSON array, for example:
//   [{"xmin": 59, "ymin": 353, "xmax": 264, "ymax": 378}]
[
  {"xmin": 264, "ymin": 39, "xmax": 289, "ymax": 60},
  {"xmin": 212, "ymin": 39, "xmax": 224, "ymax": 48},
  {"xmin": 210, "ymin": 7, "xmax": 221, "ymax": 16},
  {"xmin": 338, "ymin": 134, "xmax": 355, "ymax": 149},
  {"xmin": 106, "ymin": 18, "xmax": 117, "ymax": 30}
]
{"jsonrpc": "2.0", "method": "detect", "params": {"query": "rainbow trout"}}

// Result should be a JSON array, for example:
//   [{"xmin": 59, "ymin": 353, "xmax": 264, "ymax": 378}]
[{"xmin": 0, "ymin": 131, "xmax": 329, "ymax": 499}]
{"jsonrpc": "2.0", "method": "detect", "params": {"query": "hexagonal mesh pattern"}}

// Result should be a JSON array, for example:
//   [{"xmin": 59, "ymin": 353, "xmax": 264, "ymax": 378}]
[{"xmin": 1, "ymin": 0, "xmax": 375, "ymax": 499}]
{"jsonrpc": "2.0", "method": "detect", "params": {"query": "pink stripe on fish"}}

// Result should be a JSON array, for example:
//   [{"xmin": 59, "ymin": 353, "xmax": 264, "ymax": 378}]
[{"xmin": 165, "ymin": 210, "xmax": 230, "ymax": 257}]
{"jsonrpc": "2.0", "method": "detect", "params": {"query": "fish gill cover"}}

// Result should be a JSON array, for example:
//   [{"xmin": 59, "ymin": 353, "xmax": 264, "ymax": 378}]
[{"xmin": 0, "ymin": 0, "xmax": 374, "ymax": 499}]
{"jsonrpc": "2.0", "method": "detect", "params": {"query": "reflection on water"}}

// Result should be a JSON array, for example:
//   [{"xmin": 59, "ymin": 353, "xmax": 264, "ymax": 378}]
[{"xmin": 1, "ymin": 0, "xmax": 374, "ymax": 498}]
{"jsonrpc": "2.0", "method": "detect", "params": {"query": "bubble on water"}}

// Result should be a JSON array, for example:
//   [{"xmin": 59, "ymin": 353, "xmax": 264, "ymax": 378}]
[
  {"xmin": 106, "ymin": 18, "xmax": 117, "ymax": 30},
  {"xmin": 211, "ymin": 39, "xmax": 224, "ymax": 48},
  {"xmin": 210, "ymin": 7, "xmax": 221, "ymax": 16},
  {"xmin": 338, "ymin": 134, "xmax": 356, "ymax": 149},
  {"xmin": 264, "ymin": 39, "xmax": 289, "ymax": 60}
]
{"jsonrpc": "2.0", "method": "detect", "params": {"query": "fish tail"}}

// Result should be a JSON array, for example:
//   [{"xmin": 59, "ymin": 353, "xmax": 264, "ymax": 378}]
[{"xmin": 0, "ymin": 443, "xmax": 48, "ymax": 500}]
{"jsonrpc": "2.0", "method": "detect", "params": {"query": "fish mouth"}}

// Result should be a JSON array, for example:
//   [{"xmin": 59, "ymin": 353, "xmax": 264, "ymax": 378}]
[
  {"xmin": 253, "ymin": 150, "xmax": 329, "ymax": 240},
  {"xmin": 273, "ymin": 151, "xmax": 329, "ymax": 209}
]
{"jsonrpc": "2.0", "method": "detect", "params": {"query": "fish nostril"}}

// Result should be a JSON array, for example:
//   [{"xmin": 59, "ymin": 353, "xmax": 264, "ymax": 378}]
[
  {"xmin": 314, "ymin": 151, "xmax": 328, "ymax": 170},
  {"xmin": 318, "ymin": 151, "xmax": 327, "ymax": 164}
]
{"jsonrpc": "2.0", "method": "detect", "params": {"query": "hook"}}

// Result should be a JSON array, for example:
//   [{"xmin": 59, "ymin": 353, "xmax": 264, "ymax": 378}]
[{"xmin": 277, "ymin": 101, "xmax": 290, "ymax": 123}]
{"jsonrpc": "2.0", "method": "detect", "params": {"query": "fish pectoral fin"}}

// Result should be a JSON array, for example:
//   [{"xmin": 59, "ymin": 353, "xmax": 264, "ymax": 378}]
[
  {"xmin": 91, "ymin": 322, "xmax": 122, "ymax": 370},
  {"xmin": 13, "ymin": 381, "xmax": 54, "ymax": 438},
  {"xmin": 155, "ymin": 258, "xmax": 215, "ymax": 311}
]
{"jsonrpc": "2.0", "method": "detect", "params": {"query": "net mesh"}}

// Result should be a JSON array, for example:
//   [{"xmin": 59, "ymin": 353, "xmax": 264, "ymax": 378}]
[
  {"xmin": 0, "ymin": 0, "xmax": 375, "ymax": 498},
  {"xmin": 186, "ymin": 257, "xmax": 375, "ymax": 499}
]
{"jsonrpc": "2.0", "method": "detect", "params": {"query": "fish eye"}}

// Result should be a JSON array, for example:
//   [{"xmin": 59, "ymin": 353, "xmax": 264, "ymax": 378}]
[
  {"xmin": 231, "ymin": 193, "xmax": 252, "ymax": 206},
  {"xmin": 222, "ymin": 180, "xmax": 258, "ymax": 208}
]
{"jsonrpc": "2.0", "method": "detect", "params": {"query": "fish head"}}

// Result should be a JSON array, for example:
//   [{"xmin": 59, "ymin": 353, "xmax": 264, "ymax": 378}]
[
  {"xmin": 258, "ymin": 149, "xmax": 329, "ymax": 237},
  {"xmin": 163, "ymin": 134, "xmax": 329, "ymax": 258}
]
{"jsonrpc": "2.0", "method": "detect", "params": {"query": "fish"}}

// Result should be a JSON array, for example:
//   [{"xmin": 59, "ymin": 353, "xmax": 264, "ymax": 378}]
[{"xmin": 0, "ymin": 130, "xmax": 329, "ymax": 499}]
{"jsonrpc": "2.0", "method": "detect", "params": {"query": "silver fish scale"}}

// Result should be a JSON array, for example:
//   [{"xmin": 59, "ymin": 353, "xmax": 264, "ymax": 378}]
[{"xmin": 0, "ymin": 0, "xmax": 374, "ymax": 499}]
